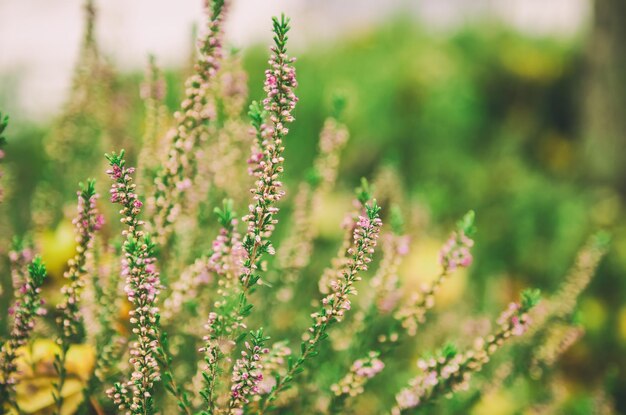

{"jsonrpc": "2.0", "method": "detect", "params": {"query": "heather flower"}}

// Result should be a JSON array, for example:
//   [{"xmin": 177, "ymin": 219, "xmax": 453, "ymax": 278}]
[
  {"xmin": 439, "ymin": 210, "xmax": 475, "ymax": 272},
  {"xmin": 241, "ymin": 14, "xmax": 298, "ymax": 291},
  {"xmin": 105, "ymin": 150, "xmax": 162, "ymax": 414},
  {"xmin": 258, "ymin": 341, "xmax": 292, "ymax": 395},
  {"xmin": 163, "ymin": 199, "xmax": 245, "ymax": 323},
  {"xmin": 0, "ymin": 256, "xmax": 48, "ymax": 412},
  {"xmin": 228, "ymin": 329, "xmax": 270, "ymax": 413},
  {"xmin": 330, "ymin": 351, "xmax": 385, "ymax": 399},
  {"xmin": 259, "ymin": 184, "xmax": 382, "ymax": 412},
  {"xmin": 8, "ymin": 238, "xmax": 34, "ymax": 294},
  {"xmin": 53, "ymin": 179, "xmax": 103, "ymax": 413},
  {"xmin": 391, "ymin": 290, "xmax": 541, "ymax": 414},
  {"xmin": 150, "ymin": 0, "xmax": 227, "ymax": 244}
]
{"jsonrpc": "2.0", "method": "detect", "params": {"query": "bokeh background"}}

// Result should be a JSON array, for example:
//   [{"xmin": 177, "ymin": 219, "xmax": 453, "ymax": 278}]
[{"xmin": 1, "ymin": 0, "xmax": 625, "ymax": 413}]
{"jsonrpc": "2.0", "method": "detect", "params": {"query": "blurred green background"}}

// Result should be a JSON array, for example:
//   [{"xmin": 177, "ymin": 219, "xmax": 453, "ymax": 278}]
[{"xmin": 1, "ymin": 1, "xmax": 625, "ymax": 413}]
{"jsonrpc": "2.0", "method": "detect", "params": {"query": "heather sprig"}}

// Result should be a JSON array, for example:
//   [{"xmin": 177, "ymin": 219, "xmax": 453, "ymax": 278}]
[
  {"xmin": 53, "ymin": 179, "xmax": 103, "ymax": 414},
  {"xmin": 196, "ymin": 201, "xmax": 248, "ymax": 414},
  {"xmin": 241, "ymin": 13, "xmax": 298, "ymax": 291},
  {"xmin": 0, "ymin": 256, "xmax": 48, "ymax": 412},
  {"xmin": 8, "ymin": 237, "xmax": 34, "ymax": 293},
  {"xmin": 163, "ymin": 200, "xmax": 244, "ymax": 323},
  {"xmin": 150, "ymin": 0, "xmax": 227, "ymax": 244},
  {"xmin": 227, "ymin": 329, "xmax": 270, "ymax": 414},
  {"xmin": 259, "ymin": 186, "xmax": 382, "ymax": 412},
  {"xmin": 330, "ymin": 351, "xmax": 385, "ymax": 408},
  {"xmin": 391, "ymin": 289, "xmax": 541, "ymax": 414},
  {"xmin": 105, "ymin": 150, "xmax": 162, "ymax": 414}
]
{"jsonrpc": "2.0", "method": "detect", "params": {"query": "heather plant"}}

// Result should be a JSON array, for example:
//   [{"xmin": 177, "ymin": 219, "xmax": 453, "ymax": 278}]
[{"xmin": 0, "ymin": 1, "xmax": 613, "ymax": 414}]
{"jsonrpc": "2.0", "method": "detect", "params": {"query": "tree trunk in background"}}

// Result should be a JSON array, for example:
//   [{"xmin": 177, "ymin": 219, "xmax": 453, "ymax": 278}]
[{"xmin": 583, "ymin": 0, "xmax": 626, "ymax": 192}]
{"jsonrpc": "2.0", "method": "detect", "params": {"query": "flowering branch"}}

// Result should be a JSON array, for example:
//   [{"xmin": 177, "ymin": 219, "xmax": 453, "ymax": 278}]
[
  {"xmin": 163, "ymin": 200, "xmax": 244, "ymax": 324},
  {"xmin": 241, "ymin": 14, "xmax": 298, "ymax": 291},
  {"xmin": 53, "ymin": 179, "xmax": 103, "ymax": 414},
  {"xmin": 259, "ymin": 182, "xmax": 382, "ymax": 413},
  {"xmin": 0, "ymin": 256, "xmax": 48, "ymax": 412},
  {"xmin": 228, "ymin": 329, "xmax": 270, "ymax": 414},
  {"xmin": 150, "ymin": 0, "xmax": 226, "ymax": 243},
  {"xmin": 391, "ymin": 289, "xmax": 541, "ymax": 414},
  {"xmin": 330, "ymin": 351, "xmax": 385, "ymax": 411},
  {"xmin": 105, "ymin": 150, "xmax": 162, "ymax": 415}
]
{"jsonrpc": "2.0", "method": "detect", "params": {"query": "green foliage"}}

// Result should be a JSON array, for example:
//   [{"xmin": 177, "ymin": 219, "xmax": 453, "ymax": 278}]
[
  {"xmin": 521, "ymin": 288, "xmax": 541, "ymax": 312},
  {"xmin": 214, "ymin": 199, "xmax": 235, "ymax": 228},
  {"xmin": 0, "ymin": 112, "xmax": 8, "ymax": 147},
  {"xmin": 356, "ymin": 177, "xmax": 373, "ymax": 205},
  {"xmin": 272, "ymin": 14, "xmax": 291, "ymax": 54},
  {"xmin": 27, "ymin": 256, "xmax": 47, "ymax": 286},
  {"xmin": 458, "ymin": 210, "xmax": 476, "ymax": 237}
]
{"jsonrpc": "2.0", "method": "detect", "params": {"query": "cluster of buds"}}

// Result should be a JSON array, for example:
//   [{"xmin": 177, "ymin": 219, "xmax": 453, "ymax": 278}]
[
  {"xmin": 0, "ymin": 257, "xmax": 47, "ymax": 409},
  {"xmin": 258, "ymin": 183, "xmax": 382, "ymax": 413},
  {"xmin": 392, "ymin": 344, "xmax": 460, "ymax": 413},
  {"xmin": 106, "ymin": 151, "xmax": 162, "ymax": 415},
  {"xmin": 53, "ymin": 180, "xmax": 103, "ymax": 412},
  {"xmin": 241, "ymin": 14, "xmax": 298, "ymax": 291},
  {"xmin": 392, "ymin": 289, "xmax": 541, "ymax": 414},
  {"xmin": 150, "ymin": 0, "xmax": 226, "ymax": 243},
  {"xmin": 314, "ymin": 201, "xmax": 382, "ymax": 327},
  {"xmin": 228, "ymin": 329, "xmax": 270, "ymax": 414},
  {"xmin": 56, "ymin": 180, "xmax": 103, "ymax": 341},
  {"xmin": 331, "ymin": 351, "xmax": 385, "ymax": 398},
  {"xmin": 8, "ymin": 240, "xmax": 33, "ymax": 293},
  {"xmin": 258, "ymin": 341, "xmax": 292, "ymax": 394},
  {"xmin": 439, "ymin": 211, "xmax": 475, "ymax": 272},
  {"xmin": 163, "ymin": 202, "xmax": 245, "ymax": 323}
]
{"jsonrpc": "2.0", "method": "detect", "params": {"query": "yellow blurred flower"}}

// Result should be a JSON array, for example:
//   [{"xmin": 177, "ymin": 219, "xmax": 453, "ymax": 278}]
[
  {"xmin": 471, "ymin": 389, "xmax": 517, "ymax": 415},
  {"xmin": 578, "ymin": 296, "xmax": 608, "ymax": 334},
  {"xmin": 9, "ymin": 339, "xmax": 95, "ymax": 415},
  {"xmin": 38, "ymin": 219, "xmax": 77, "ymax": 281}
]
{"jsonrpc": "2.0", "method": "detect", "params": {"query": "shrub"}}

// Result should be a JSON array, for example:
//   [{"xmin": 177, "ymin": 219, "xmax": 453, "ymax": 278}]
[{"xmin": 0, "ymin": 1, "xmax": 608, "ymax": 414}]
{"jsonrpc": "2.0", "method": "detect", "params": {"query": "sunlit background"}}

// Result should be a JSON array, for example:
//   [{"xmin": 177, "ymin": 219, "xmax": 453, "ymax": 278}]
[{"xmin": 1, "ymin": 0, "xmax": 625, "ymax": 413}]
